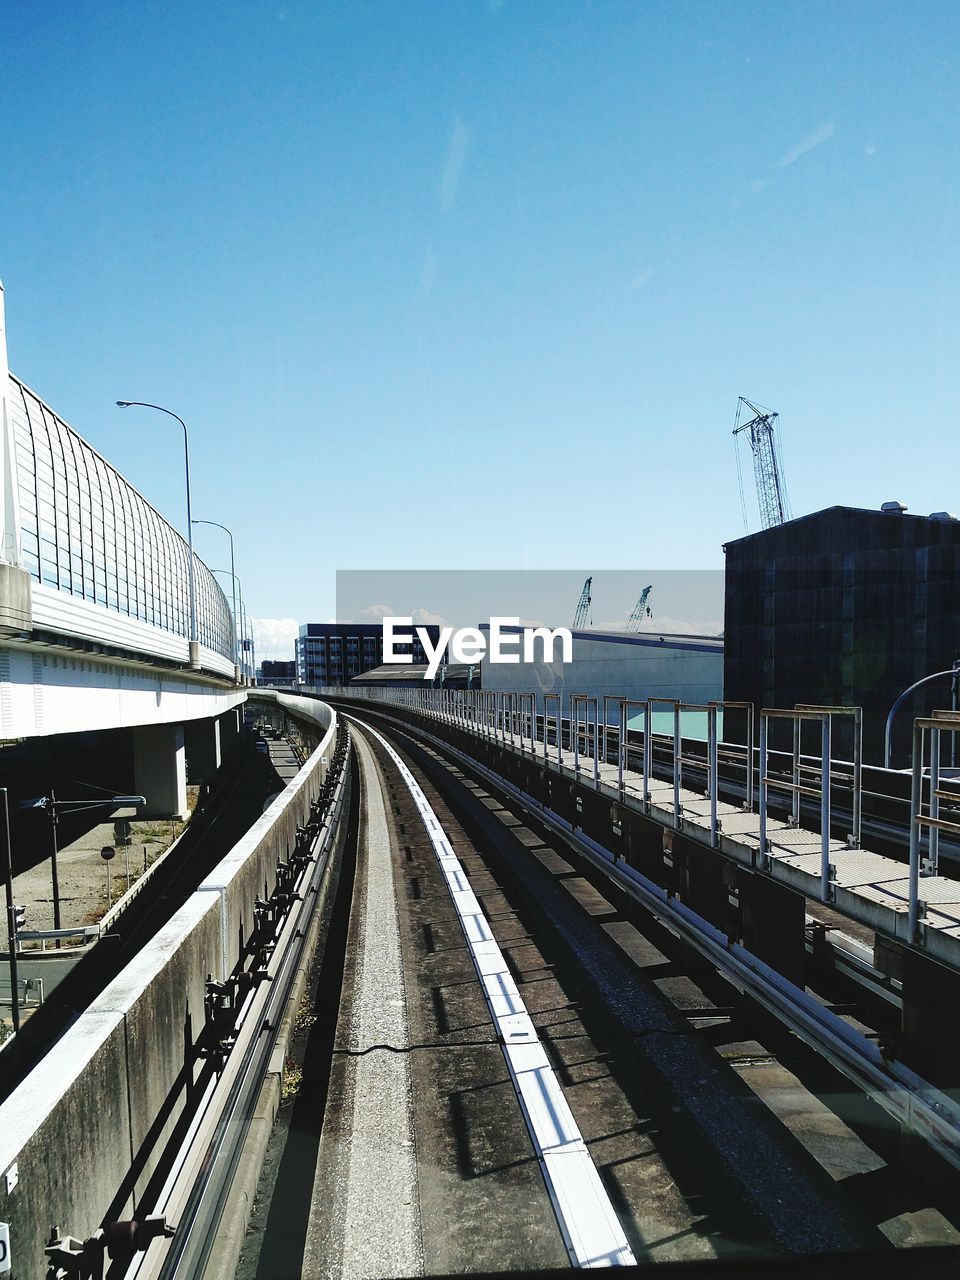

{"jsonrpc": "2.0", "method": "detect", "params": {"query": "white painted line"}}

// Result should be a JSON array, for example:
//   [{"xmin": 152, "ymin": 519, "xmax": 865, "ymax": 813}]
[{"xmin": 353, "ymin": 718, "xmax": 635, "ymax": 1270}]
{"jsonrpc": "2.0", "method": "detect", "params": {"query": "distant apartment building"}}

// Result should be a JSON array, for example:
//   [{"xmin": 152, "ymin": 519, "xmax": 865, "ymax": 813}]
[{"xmin": 295, "ymin": 622, "xmax": 441, "ymax": 687}]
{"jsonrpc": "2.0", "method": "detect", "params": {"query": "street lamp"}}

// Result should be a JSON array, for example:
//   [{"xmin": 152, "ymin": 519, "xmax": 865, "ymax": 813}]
[
  {"xmin": 193, "ymin": 520, "xmax": 238, "ymax": 677},
  {"xmin": 212, "ymin": 568, "xmax": 251, "ymax": 683},
  {"xmin": 884, "ymin": 661, "xmax": 960, "ymax": 768},
  {"xmin": 20, "ymin": 793, "xmax": 146, "ymax": 938},
  {"xmin": 116, "ymin": 401, "xmax": 199, "ymax": 669}
]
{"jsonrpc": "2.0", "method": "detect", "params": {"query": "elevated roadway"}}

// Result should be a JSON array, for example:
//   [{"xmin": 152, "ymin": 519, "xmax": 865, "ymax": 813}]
[{"xmin": 0, "ymin": 282, "xmax": 246, "ymax": 815}]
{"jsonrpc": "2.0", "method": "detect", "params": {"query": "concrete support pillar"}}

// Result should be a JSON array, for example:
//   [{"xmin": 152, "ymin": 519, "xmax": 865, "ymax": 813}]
[
  {"xmin": 184, "ymin": 717, "xmax": 222, "ymax": 784},
  {"xmin": 133, "ymin": 723, "xmax": 189, "ymax": 820}
]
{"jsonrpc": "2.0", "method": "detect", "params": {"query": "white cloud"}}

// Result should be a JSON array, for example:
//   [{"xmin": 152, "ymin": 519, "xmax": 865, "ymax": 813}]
[
  {"xmin": 631, "ymin": 269, "xmax": 655, "ymax": 290},
  {"xmin": 593, "ymin": 616, "xmax": 722, "ymax": 637},
  {"xmin": 251, "ymin": 616, "xmax": 300, "ymax": 660},
  {"xmin": 412, "ymin": 607, "xmax": 448, "ymax": 627},
  {"xmin": 357, "ymin": 603, "xmax": 447, "ymax": 627},
  {"xmin": 358, "ymin": 603, "xmax": 395, "ymax": 621},
  {"xmin": 776, "ymin": 122, "xmax": 835, "ymax": 168},
  {"xmin": 440, "ymin": 115, "xmax": 469, "ymax": 211},
  {"xmin": 630, "ymin": 616, "xmax": 722, "ymax": 637}
]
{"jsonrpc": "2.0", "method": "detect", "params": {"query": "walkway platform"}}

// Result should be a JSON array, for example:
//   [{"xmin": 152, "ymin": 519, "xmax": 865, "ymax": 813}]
[{"xmin": 443, "ymin": 719, "xmax": 960, "ymax": 970}]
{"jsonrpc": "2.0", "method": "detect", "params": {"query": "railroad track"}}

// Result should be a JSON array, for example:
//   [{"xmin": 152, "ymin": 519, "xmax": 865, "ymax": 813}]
[{"xmin": 237, "ymin": 711, "xmax": 960, "ymax": 1277}]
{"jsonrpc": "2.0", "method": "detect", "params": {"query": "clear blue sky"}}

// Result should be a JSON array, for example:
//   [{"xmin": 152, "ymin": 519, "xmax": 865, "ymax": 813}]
[{"xmin": 2, "ymin": 1, "xmax": 957, "ymax": 656}]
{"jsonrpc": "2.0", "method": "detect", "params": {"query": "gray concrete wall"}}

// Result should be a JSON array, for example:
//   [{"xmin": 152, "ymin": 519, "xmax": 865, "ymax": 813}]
[
  {"xmin": 117, "ymin": 897, "xmax": 224, "ymax": 1205},
  {"xmin": 0, "ymin": 1010, "xmax": 132, "ymax": 1274},
  {"xmin": 0, "ymin": 701, "xmax": 339, "ymax": 1280},
  {"xmin": 200, "ymin": 697, "xmax": 335, "ymax": 978}
]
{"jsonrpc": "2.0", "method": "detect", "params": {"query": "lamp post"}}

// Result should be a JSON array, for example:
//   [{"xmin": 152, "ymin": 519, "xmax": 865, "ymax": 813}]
[
  {"xmin": 1, "ymin": 789, "xmax": 21, "ymax": 1033},
  {"xmin": 212, "ymin": 568, "xmax": 250, "ymax": 683},
  {"xmin": 116, "ymin": 401, "xmax": 199, "ymax": 668},
  {"xmin": 246, "ymin": 608, "xmax": 256, "ymax": 683},
  {"xmin": 193, "ymin": 520, "xmax": 239, "ymax": 678},
  {"xmin": 884, "ymin": 661, "xmax": 960, "ymax": 768},
  {"xmin": 21, "ymin": 794, "xmax": 146, "ymax": 940}
]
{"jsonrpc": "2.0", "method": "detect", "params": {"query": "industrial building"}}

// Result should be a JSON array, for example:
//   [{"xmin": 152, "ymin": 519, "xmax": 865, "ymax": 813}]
[
  {"xmin": 295, "ymin": 622, "xmax": 441, "ymax": 687},
  {"xmin": 349, "ymin": 661, "xmax": 478, "ymax": 690},
  {"xmin": 477, "ymin": 623, "xmax": 723, "ymax": 730},
  {"xmin": 723, "ymin": 504, "xmax": 960, "ymax": 764}
]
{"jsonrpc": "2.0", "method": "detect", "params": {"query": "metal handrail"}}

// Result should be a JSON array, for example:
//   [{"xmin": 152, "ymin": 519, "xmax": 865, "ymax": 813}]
[{"xmin": 909, "ymin": 715, "xmax": 960, "ymax": 939}]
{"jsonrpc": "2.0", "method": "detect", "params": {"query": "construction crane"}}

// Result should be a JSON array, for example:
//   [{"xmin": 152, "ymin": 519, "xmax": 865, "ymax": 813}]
[
  {"xmin": 733, "ymin": 397, "xmax": 792, "ymax": 530},
  {"xmin": 572, "ymin": 576, "xmax": 592, "ymax": 630},
  {"xmin": 625, "ymin": 585, "xmax": 653, "ymax": 632}
]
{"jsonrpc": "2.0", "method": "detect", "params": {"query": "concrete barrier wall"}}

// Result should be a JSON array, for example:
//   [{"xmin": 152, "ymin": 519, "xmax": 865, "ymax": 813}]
[
  {"xmin": 0, "ymin": 700, "xmax": 338, "ymax": 1280},
  {"xmin": 118, "ymin": 896, "xmax": 225, "ymax": 1206},
  {"xmin": 205, "ymin": 694, "xmax": 335, "ymax": 976}
]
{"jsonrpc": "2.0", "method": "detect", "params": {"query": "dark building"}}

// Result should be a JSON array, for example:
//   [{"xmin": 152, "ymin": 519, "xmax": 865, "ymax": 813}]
[
  {"xmin": 260, "ymin": 660, "xmax": 295, "ymax": 679},
  {"xmin": 295, "ymin": 622, "xmax": 441, "ymax": 687},
  {"xmin": 723, "ymin": 505, "xmax": 960, "ymax": 764},
  {"xmin": 258, "ymin": 659, "xmax": 296, "ymax": 688}
]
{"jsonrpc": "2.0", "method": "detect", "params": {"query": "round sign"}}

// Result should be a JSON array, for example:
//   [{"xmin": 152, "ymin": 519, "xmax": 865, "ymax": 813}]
[{"xmin": 100, "ymin": 845, "xmax": 116, "ymax": 861}]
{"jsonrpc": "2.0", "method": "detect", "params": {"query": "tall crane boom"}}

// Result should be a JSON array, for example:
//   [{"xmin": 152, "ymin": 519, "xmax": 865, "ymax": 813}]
[
  {"xmin": 625, "ymin": 585, "xmax": 653, "ymax": 632},
  {"xmin": 572, "ymin": 576, "xmax": 592, "ymax": 630},
  {"xmin": 733, "ymin": 397, "xmax": 792, "ymax": 530}
]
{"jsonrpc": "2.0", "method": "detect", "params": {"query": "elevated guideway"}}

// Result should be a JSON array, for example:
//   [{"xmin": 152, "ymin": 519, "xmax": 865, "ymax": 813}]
[{"xmin": 314, "ymin": 688, "xmax": 960, "ymax": 970}]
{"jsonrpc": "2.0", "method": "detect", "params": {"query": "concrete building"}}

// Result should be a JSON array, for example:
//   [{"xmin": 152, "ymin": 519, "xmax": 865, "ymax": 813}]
[
  {"xmin": 723, "ymin": 504, "xmax": 960, "ymax": 763},
  {"xmin": 296, "ymin": 622, "xmax": 440, "ymax": 687}
]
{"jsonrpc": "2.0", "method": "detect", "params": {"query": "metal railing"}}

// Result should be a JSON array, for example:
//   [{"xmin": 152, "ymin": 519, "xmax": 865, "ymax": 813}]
[
  {"xmin": 758, "ymin": 706, "xmax": 861, "ymax": 902},
  {"xmin": 321, "ymin": 685, "xmax": 955, "ymax": 942},
  {"xmin": 571, "ymin": 694, "xmax": 600, "ymax": 786},
  {"xmin": 909, "ymin": 711, "xmax": 960, "ymax": 940}
]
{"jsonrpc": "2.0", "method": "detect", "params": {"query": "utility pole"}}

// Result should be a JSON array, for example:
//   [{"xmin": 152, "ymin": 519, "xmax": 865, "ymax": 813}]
[{"xmin": 1, "ymin": 789, "xmax": 21, "ymax": 1034}]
